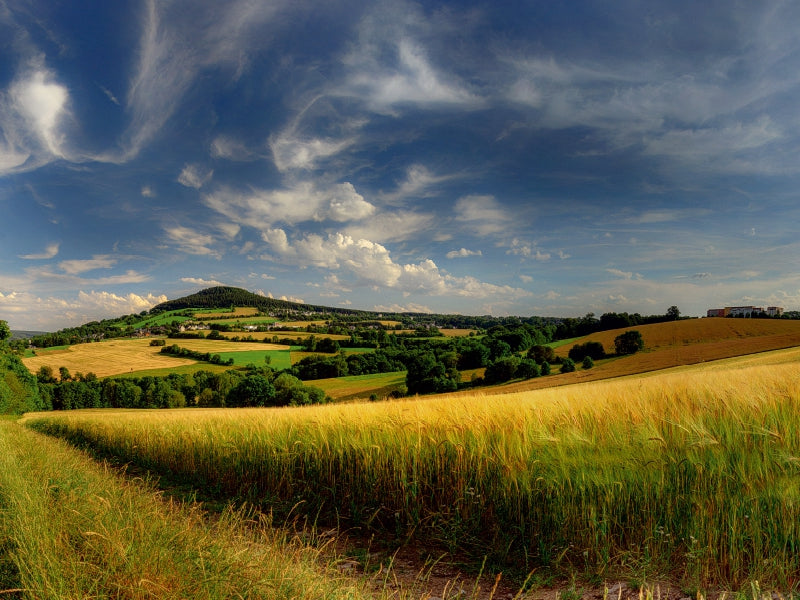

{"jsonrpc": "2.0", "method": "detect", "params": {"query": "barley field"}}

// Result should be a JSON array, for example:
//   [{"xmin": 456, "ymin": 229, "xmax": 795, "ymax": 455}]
[
  {"xmin": 23, "ymin": 347, "xmax": 800, "ymax": 590},
  {"xmin": 0, "ymin": 418, "xmax": 371, "ymax": 599}
]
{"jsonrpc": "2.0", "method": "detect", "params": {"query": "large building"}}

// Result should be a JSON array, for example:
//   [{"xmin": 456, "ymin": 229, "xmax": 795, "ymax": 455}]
[{"xmin": 706, "ymin": 306, "xmax": 784, "ymax": 318}]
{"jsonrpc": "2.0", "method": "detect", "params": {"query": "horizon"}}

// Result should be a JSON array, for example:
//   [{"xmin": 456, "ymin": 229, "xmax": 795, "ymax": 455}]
[{"xmin": 2, "ymin": 2, "xmax": 800, "ymax": 330}]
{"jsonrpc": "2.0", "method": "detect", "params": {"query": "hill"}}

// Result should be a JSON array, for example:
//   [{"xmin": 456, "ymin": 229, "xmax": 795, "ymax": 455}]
[
  {"xmin": 488, "ymin": 317, "xmax": 800, "ymax": 394},
  {"xmin": 152, "ymin": 286, "xmax": 369, "ymax": 316}
]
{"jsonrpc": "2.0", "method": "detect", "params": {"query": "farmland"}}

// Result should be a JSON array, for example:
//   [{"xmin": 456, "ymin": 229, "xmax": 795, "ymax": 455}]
[
  {"xmin": 21, "ymin": 348, "xmax": 800, "ymax": 592},
  {"xmin": 21, "ymin": 338, "xmax": 289, "ymax": 378}
]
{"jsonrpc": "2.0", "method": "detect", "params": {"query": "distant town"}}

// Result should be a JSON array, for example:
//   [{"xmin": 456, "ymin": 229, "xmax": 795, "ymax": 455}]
[{"xmin": 707, "ymin": 305, "xmax": 784, "ymax": 318}]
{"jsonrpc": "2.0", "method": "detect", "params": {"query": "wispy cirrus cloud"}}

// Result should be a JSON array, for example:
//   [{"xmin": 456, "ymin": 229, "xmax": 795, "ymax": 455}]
[{"xmin": 18, "ymin": 242, "xmax": 60, "ymax": 260}]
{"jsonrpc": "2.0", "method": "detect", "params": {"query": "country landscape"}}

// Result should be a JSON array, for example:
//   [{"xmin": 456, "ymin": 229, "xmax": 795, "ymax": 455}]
[
  {"xmin": 4, "ymin": 2, "xmax": 800, "ymax": 599},
  {"xmin": 2, "ymin": 286, "xmax": 800, "ymax": 599}
]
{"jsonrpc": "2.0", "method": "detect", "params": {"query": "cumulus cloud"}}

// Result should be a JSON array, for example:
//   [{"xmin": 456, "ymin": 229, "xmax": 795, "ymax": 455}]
[
  {"xmin": 259, "ymin": 229, "xmax": 533, "ymax": 301},
  {"xmin": 18, "ymin": 242, "xmax": 60, "ymax": 260},
  {"xmin": 204, "ymin": 181, "xmax": 375, "ymax": 228},
  {"xmin": 519, "ymin": 274, "xmax": 533, "ymax": 283},
  {"xmin": 141, "ymin": 185, "xmax": 156, "ymax": 197},
  {"xmin": 446, "ymin": 248, "xmax": 482, "ymax": 259},
  {"xmin": 506, "ymin": 239, "xmax": 550, "ymax": 261},
  {"xmin": 0, "ymin": 290, "xmax": 167, "ymax": 330},
  {"xmin": 180, "ymin": 277, "xmax": 226, "ymax": 287},
  {"xmin": 178, "ymin": 164, "xmax": 213, "ymax": 189}
]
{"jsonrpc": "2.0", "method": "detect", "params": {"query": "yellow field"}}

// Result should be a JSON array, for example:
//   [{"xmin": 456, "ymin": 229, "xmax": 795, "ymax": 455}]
[
  {"xmin": 23, "ymin": 339, "xmax": 196, "ymax": 378},
  {"xmin": 483, "ymin": 317, "xmax": 800, "ymax": 394},
  {"xmin": 218, "ymin": 330, "xmax": 350, "ymax": 341},
  {"xmin": 440, "ymin": 328, "xmax": 476, "ymax": 337},
  {"xmin": 22, "ymin": 338, "xmax": 287, "ymax": 378},
  {"xmin": 193, "ymin": 307, "xmax": 259, "ymax": 319}
]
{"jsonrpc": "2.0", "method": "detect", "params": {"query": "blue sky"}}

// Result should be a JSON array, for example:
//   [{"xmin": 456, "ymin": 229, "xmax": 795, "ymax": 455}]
[{"xmin": 2, "ymin": 0, "xmax": 800, "ymax": 330}]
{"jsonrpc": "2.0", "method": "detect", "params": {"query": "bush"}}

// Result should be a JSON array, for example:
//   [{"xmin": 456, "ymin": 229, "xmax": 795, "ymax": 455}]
[
  {"xmin": 582, "ymin": 356, "xmax": 594, "ymax": 369},
  {"xmin": 568, "ymin": 341, "xmax": 604, "ymax": 362},
  {"xmin": 614, "ymin": 330, "xmax": 644, "ymax": 355},
  {"xmin": 560, "ymin": 358, "xmax": 576, "ymax": 373}
]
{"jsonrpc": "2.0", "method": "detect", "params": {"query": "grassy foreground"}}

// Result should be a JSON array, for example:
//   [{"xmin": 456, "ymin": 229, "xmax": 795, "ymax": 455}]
[
  {"xmin": 22, "ymin": 349, "xmax": 800, "ymax": 591},
  {"xmin": 0, "ymin": 418, "xmax": 371, "ymax": 599}
]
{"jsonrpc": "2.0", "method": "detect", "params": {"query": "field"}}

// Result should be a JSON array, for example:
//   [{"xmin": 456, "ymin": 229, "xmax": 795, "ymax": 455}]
[
  {"xmin": 0, "ymin": 417, "xmax": 380, "ymax": 599},
  {"xmin": 193, "ymin": 307, "xmax": 260, "ymax": 319},
  {"xmin": 21, "ymin": 338, "xmax": 289, "ymax": 378},
  {"xmin": 486, "ymin": 318, "xmax": 800, "ymax": 394},
  {"xmin": 310, "ymin": 371, "xmax": 406, "ymax": 401},
  {"xmin": 217, "ymin": 330, "xmax": 351, "ymax": 341},
  {"xmin": 22, "ymin": 346, "xmax": 800, "ymax": 593},
  {"xmin": 216, "ymin": 349, "xmax": 291, "ymax": 369}
]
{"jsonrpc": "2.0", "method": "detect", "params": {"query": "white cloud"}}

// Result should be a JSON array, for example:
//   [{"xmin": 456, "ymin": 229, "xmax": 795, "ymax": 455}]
[
  {"xmin": 270, "ymin": 133, "xmax": 355, "ymax": 172},
  {"xmin": 343, "ymin": 209, "xmax": 434, "ymax": 243},
  {"xmin": 506, "ymin": 238, "xmax": 550, "ymax": 261},
  {"xmin": 344, "ymin": 37, "xmax": 479, "ymax": 110},
  {"xmin": 210, "ymin": 135, "xmax": 256, "ymax": 160},
  {"xmin": 380, "ymin": 164, "xmax": 455, "ymax": 204},
  {"xmin": 259, "ymin": 229, "xmax": 533, "ymax": 301},
  {"xmin": 373, "ymin": 302, "xmax": 433, "ymax": 314},
  {"xmin": 178, "ymin": 164, "xmax": 213, "ymax": 189},
  {"xmin": 520, "ymin": 274, "xmax": 533, "ymax": 283},
  {"xmin": 0, "ymin": 65, "xmax": 71, "ymax": 175},
  {"xmin": 164, "ymin": 225, "xmax": 220, "ymax": 257},
  {"xmin": 204, "ymin": 181, "xmax": 375, "ymax": 228},
  {"xmin": 454, "ymin": 195, "xmax": 512, "ymax": 236},
  {"xmin": 446, "ymin": 248, "xmax": 482, "ymax": 259},
  {"xmin": 59, "ymin": 255, "xmax": 117, "ymax": 275},
  {"xmin": 0, "ymin": 290, "xmax": 167, "ymax": 330},
  {"xmin": 141, "ymin": 185, "xmax": 156, "ymax": 197},
  {"xmin": 180, "ymin": 277, "xmax": 226, "ymax": 287},
  {"xmin": 606, "ymin": 268, "xmax": 643, "ymax": 281},
  {"xmin": 18, "ymin": 242, "xmax": 60, "ymax": 260}
]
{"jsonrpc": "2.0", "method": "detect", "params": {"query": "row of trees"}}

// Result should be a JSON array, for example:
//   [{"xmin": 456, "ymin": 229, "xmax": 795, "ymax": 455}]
[{"xmin": 34, "ymin": 366, "xmax": 329, "ymax": 411}]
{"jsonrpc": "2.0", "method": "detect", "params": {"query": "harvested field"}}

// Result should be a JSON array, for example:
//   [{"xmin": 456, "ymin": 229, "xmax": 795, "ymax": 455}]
[
  {"xmin": 22, "ymin": 338, "xmax": 288, "ymax": 378},
  {"xmin": 440, "ymin": 328, "xmax": 476, "ymax": 337},
  {"xmin": 193, "ymin": 307, "xmax": 259, "ymax": 319},
  {"xmin": 492, "ymin": 318, "xmax": 800, "ymax": 394},
  {"xmin": 218, "ymin": 330, "xmax": 350, "ymax": 341},
  {"xmin": 22, "ymin": 339, "xmax": 197, "ymax": 378}
]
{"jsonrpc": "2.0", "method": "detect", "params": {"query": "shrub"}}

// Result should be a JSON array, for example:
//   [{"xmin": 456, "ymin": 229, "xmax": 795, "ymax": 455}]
[
  {"xmin": 582, "ymin": 356, "xmax": 594, "ymax": 369},
  {"xmin": 560, "ymin": 358, "xmax": 576, "ymax": 373},
  {"xmin": 614, "ymin": 330, "xmax": 644, "ymax": 355}
]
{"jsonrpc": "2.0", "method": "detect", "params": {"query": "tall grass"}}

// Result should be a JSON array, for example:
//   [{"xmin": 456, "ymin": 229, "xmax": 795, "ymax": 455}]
[
  {"xmin": 23, "ymin": 353, "xmax": 800, "ymax": 590},
  {"xmin": 0, "ymin": 419, "xmax": 371, "ymax": 599}
]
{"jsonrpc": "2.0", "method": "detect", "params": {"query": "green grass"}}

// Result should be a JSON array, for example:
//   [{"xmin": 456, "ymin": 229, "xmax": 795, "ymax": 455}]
[
  {"xmin": 216, "ymin": 349, "xmax": 291, "ymax": 369},
  {"xmin": 0, "ymin": 419, "xmax": 371, "ymax": 599},
  {"xmin": 27, "ymin": 345, "xmax": 70, "ymax": 356},
  {"xmin": 546, "ymin": 336, "xmax": 582, "ymax": 349},
  {"xmin": 128, "ymin": 310, "xmax": 194, "ymax": 329},
  {"xmin": 311, "ymin": 371, "xmax": 406, "ymax": 400},
  {"xmin": 201, "ymin": 316, "xmax": 278, "ymax": 325}
]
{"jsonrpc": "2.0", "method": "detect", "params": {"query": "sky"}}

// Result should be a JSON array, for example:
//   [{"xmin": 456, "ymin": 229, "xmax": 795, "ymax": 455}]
[{"xmin": 2, "ymin": 0, "xmax": 800, "ymax": 331}]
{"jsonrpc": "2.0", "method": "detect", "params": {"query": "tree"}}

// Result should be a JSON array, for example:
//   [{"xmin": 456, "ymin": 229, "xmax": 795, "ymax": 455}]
[
  {"xmin": 582, "ymin": 356, "xmax": 594, "ymax": 369},
  {"xmin": 560, "ymin": 358, "xmax": 576, "ymax": 373},
  {"xmin": 666, "ymin": 306, "xmax": 681, "ymax": 321},
  {"xmin": 614, "ymin": 330, "xmax": 645, "ymax": 355},
  {"xmin": 0, "ymin": 320, "xmax": 10, "ymax": 342}
]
